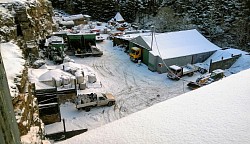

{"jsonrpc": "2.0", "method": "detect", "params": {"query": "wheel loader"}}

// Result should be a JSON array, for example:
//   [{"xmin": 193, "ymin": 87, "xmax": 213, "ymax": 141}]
[{"xmin": 187, "ymin": 69, "xmax": 225, "ymax": 90}]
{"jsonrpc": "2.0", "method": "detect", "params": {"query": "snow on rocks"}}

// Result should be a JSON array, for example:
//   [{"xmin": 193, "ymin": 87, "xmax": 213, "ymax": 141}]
[
  {"xmin": 21, "ymin": 126, "xmax": 51, "ymax": 144},
  {"xmin": 0, "ymin": 42, "xmax": 25, "ymax": 97}
]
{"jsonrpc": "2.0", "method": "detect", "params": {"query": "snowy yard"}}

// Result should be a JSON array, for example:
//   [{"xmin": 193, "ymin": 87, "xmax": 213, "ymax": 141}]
[{"xmin": 45, "ymin": 36, "xmax": 201, "ymax": 134}]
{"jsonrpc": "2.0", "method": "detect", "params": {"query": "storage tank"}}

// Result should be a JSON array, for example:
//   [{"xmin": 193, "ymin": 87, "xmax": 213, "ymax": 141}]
[
  {"xmin": 53, "ymin": 77, "xmax": 62, "ymax": 87},
  {"xmin": 88, "ymin": 73, "xmax": 97, "ymax": 83},
  {"xmin": 70, "ymin": 76, "xmax": 75, "ymax": 85},
  {"xmin": 75, "ymin": 70, "xmax": 84, "ymax": 84},
  {"xmin": 61, "ymin": 75, "xmax": 70, "ymax": 85},
  {"xmin": 79, "ymin": 82, "xmax": 86, "ymax": 90}
]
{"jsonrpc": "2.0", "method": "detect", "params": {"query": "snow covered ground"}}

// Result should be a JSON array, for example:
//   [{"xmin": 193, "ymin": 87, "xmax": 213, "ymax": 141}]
[
  {"xmin": 45, "ymin": 35, "xmax": 201, "ymax": 134},
  {"xmin": 45, "ymin": 34, "xmax": 250, "ymax": 137},
  {"xmin": 58, "ymin": 68, "xmax": 250, "ymax": 144}
]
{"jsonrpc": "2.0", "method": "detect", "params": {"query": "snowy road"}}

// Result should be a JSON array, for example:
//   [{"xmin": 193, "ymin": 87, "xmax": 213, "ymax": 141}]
[{"xmin": 45, "ymin": 37, "xmax": 200, "ymax": 134}]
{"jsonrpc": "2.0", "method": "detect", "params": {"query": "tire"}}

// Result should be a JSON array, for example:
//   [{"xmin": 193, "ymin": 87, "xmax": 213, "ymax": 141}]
[
  {"xmin": 108, "ymin": 102, "xmax": 113, "ymax": 106},
  {"xmin": 188, "ymin": 72, "xmax": 194, "ymax": 77},
  {"xmin": 85, "ymin": 107, "xmax": 90, "ymax": 112}
]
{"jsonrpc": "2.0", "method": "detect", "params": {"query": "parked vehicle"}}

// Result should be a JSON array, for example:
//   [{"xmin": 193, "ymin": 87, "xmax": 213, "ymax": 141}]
[
  {"xmin": 167, "ymin": 64, "xmax": 198, "ymax": 80},
  {"xmin": 75, "ymin": 93, "xmax": 115, "ymax": 112},
  {"xmin": 187, "ymin": 69, "xmax": 225, "ymax": 90},
  {"xmin": 129, "ymin": 47, "xmax": 142, "ymax": 62},
  {"xmin": 44, "ymin": 36, "xmax": 65, "ymax": 64},
  {"xmin": 75, "ymin": 46, "xmax": 103, "ymax": 57},
  {"xmin": 96, "ymin": 36, "xmax": 105, "ymax": 42}
]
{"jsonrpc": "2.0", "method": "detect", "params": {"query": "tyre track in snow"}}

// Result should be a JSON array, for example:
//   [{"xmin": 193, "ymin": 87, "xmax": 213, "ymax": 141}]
[{"xmin": 66, "ymin": 40, "xmax": 192, "ymax": 130}]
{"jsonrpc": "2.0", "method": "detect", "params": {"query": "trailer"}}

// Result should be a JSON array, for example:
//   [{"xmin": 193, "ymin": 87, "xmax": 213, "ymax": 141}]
[
  {"xmin": 75, "ymin": 93, "xmax": 115, "ymax": 112},
  {"xmin": 75, "ymin": 46, "xmax": 103, "ymax": 57},
  {"xmin": 67, "ymin": 33, "xmax": 103, "ymax": 57}
]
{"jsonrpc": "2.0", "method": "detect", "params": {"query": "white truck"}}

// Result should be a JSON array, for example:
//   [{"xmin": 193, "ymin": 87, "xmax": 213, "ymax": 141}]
[
  {"xmin": 75, "ymin": 93, "xmax": 115, "ymax": 112},
  {"xmin": 167, "ymin": 64, "xmax": 198, "ymax": 80}
]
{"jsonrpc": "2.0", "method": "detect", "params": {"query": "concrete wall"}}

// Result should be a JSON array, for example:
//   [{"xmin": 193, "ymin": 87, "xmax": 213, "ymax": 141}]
[
  {"xmin": 0, "ymin": 52, "xmax": 21, "ymax": 144},
  {"xmin": 209, "ymin": 54, "xmax": 241, "ymax": 72}
]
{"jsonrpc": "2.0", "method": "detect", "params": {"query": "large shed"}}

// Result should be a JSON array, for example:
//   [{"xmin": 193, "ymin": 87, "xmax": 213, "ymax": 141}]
[{"xmin": 130, "ymin": 29, "xmax": 221, "ymax": 73}]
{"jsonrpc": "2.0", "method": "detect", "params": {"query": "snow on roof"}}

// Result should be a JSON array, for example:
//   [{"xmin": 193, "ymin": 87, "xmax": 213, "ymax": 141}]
[
  {"xmin": 136, "ymin": 29, "xmax": 221, "ymax": 59},
  {"xmin": 113, "ymin": 12, "xmax": 124, "ymax": 22},
  {"xmin": 59, "ymin": 20, "xmax": 74, "ymax": 26},
  {"xmin": 0, "ymin": 42, "xmax": 25, "ymax": 97},
  {"xmin": 83, "ymin": 15, "xmax": 91, "ymax": 18},
  {"xmin": 62, "ymin": 14, "xmax": 84, "ymax": 21},
  {"xmin": 58, "ymin": 68, "xmax": 250, "ymax": 144},
  {"xmin": 169, "ymin": 65, "xmax": 181, "ymax": 70},
  {"xmin": 115, "ymin": 32, "xmax": 151, "ymax": 41},
  {"xmin": 46, "ymin": 36, "xmax": 64, "ymax": 46},
  {"xmin": 38, "ymin": 69, "xmax": 74, "ymax": 82}
]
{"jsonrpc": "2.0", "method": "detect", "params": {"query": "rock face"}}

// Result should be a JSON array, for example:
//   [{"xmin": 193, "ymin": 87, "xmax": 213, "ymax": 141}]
[
  {"xmin": 0, "ymin": 1, "xmax": 55, "ymax": 143},
  {"xmin": 0, "ymin": 0, "xmax": 54, "ymax": 47}
]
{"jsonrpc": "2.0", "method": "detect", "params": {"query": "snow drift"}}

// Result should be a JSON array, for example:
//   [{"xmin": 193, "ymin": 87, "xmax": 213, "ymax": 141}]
[{"xmin": 58, "ymin": 68, "xmax": 250, "ymax": 144}]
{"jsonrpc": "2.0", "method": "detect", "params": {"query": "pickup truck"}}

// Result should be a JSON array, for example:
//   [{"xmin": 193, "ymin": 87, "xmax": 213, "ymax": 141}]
[
  {"xmin": 75, "ymin": 93, "xmax": 115, "ymax": 112},
  {"xmin": 167, "ymin": 64, "xmax": 198, "ymax": 80}
]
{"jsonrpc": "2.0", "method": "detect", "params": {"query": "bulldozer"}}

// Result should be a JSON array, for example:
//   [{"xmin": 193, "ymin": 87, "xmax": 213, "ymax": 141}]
[{"xmin": 187, "ymin": 69, "xmax": 225, "ymax": 90}]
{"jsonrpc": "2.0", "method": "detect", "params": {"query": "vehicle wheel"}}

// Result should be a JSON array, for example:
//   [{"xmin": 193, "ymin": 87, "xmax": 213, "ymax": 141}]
[
  {"xmin": 175, "ymin": 77, "xmax": 180, "ymax": 81},
  {"xmin": 77, "ymin": 108, "xmax": 80, "ymax": 110},
  {"xmin": 85, "ymin": 107, "xmax": 90, "ymax": 112},
  {"xmin": 188, "ymin": 72, "xmax": 194, "ymax": 76},
  {"xmin": 199, "ymin": 68, "xmax": 207, "ymax": 74},
  {"xmin": 108, "ymin": 102, "xmax": 113, "ymax": 106}
]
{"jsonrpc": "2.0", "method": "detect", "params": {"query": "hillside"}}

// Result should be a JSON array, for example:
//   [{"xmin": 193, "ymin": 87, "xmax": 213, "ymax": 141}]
[{"xmin": 51, "ymin": 0, "xmax": 249, "ymax": 51}]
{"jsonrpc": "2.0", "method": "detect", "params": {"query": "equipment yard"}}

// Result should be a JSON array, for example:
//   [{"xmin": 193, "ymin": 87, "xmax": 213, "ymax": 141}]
[
  {"xmin": 43, "ymin": 32, "xmax": 250, "ymax": 134},
  {"xmin": 44, "ymin": 35, "xmax": 200, "ymax": 134}
]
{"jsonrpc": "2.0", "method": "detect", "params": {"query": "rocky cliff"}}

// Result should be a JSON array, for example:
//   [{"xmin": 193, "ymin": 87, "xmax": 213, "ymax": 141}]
[{"xmin": 0, "ymin": 0, "xmax": 55, "ymax": 143}]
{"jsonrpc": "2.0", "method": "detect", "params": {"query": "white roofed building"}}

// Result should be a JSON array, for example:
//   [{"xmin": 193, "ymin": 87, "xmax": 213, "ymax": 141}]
[
  {"xmin": 129, "ymin": 29, "xmax": 221, "ymax": 73},
  {"xmin": 110, "ymin": 12, "xmax": 125, "ymax": 23}
]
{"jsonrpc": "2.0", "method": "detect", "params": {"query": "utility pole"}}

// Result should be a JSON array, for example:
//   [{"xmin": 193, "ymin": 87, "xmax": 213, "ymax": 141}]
[{"xmin": 151, "ymin": 25, "xmax": 155, "ymax": 51}]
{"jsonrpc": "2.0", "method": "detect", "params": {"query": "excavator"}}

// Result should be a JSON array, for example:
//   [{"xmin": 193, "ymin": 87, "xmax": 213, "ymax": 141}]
[{"xmin": 187, "ymin": 69, "xmax": 225, "ymax": 90}]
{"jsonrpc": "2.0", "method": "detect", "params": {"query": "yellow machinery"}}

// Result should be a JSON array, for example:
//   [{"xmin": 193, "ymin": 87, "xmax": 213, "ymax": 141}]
[
  {"xmin": 187, "ymin": 69, "xmax": 225, "ymax": 90},
  {"xmin": 129, "ymin": 47, "xmax": 141, "ymax": 62}
]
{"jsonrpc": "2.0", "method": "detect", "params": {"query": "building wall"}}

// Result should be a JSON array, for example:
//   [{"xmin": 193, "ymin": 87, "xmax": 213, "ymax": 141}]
[
  {"xmin": 148, "ymin": 53, "xmax": 159, "ymax": 72},
  {"xmin": 0, "ymin": 52, "xmax": 21, "ymax": 144},
  {"xmin": 192, "ymin": 51, "xmax": 215, "ymax": 64},
  {"xmin": 149, "ymin": 51, "xmax": 216, "ymax": 73}
]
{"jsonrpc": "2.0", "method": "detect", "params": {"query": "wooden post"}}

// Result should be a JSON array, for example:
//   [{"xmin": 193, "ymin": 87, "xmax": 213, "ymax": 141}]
[
  {"xmin": 209, "ymin": 59, "xmax": 212, "ymax": 73},
  {"xmin": 63, "ymin": 118, "xmax": 66, "ymax": 133}
]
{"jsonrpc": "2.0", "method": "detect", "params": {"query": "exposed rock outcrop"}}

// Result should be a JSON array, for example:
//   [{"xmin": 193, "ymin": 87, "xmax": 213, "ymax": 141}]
[{"xmin": 0, "ymin": 1, "xmax": 55, "ymax": 143}]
